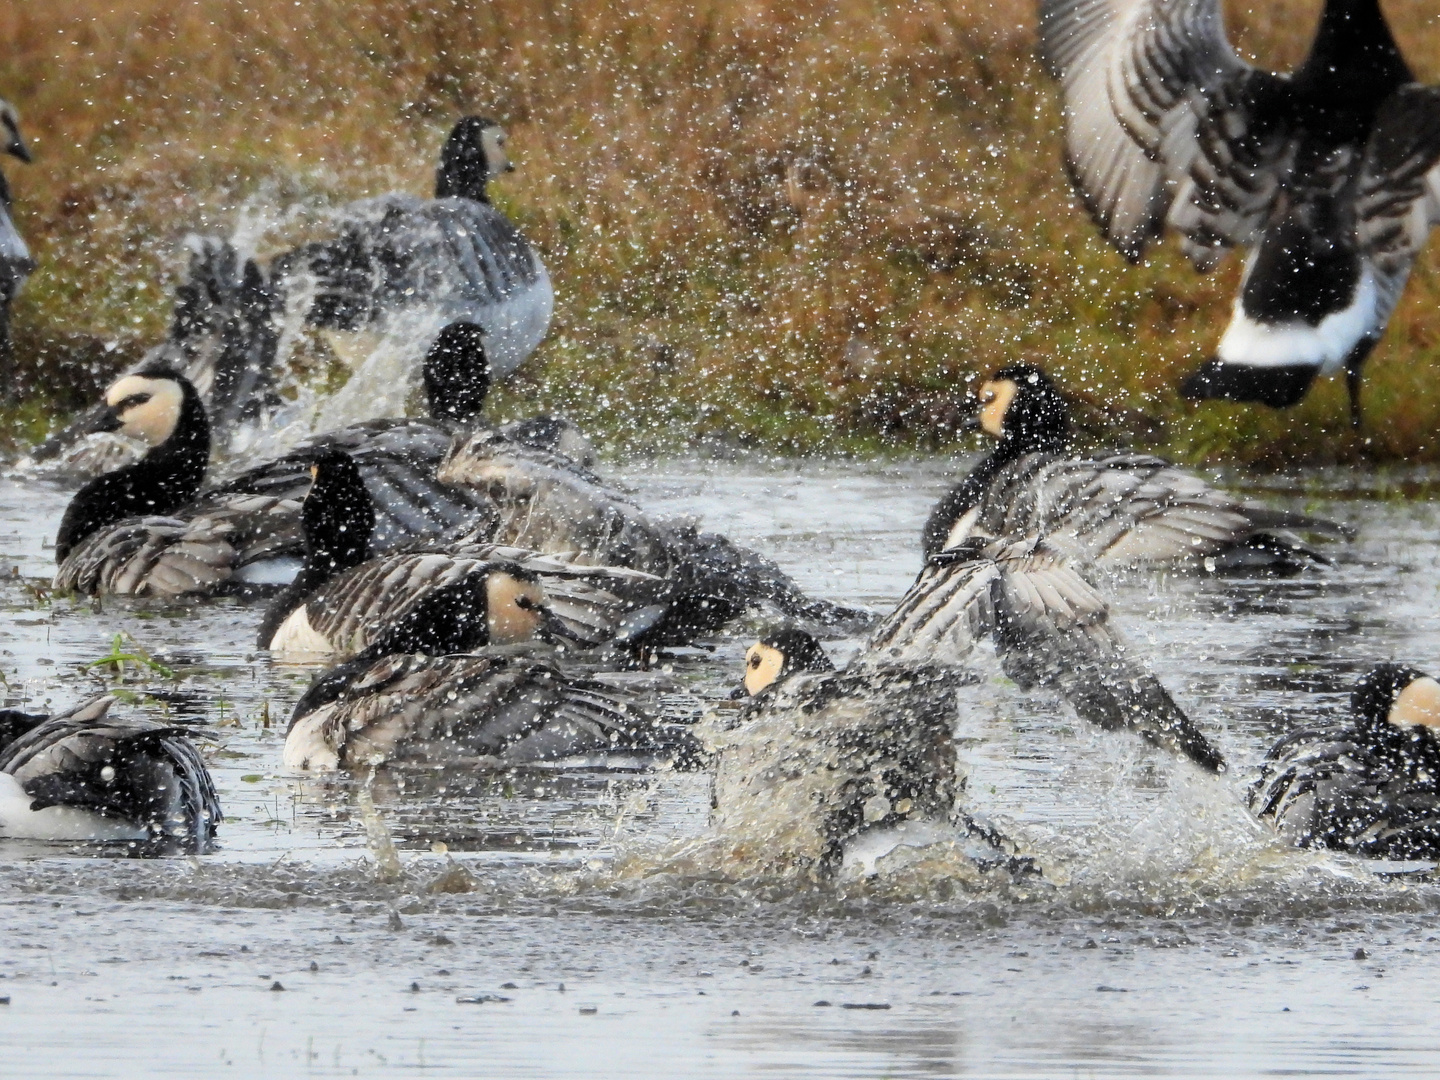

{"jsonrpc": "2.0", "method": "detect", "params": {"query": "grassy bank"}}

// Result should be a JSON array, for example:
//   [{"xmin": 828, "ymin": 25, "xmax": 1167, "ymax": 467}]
[{"xmin": 1, "ymin": 0, "xmax": 1438, "ymax": 463}]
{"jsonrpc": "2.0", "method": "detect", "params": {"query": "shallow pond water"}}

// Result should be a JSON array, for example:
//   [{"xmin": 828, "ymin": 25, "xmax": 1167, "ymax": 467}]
[{"xmin": 2, "ymin": 455, "xmax": 1440, "ymax": 1077}]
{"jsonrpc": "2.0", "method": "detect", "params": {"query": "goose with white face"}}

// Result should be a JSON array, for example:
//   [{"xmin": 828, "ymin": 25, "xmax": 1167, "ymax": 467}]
[
  {"xmin": 743, "ymin": 642, "xmax": 786, "ymax": 697},
  {"xmin": 486, "ymin": 570, "xmax": 549, "ymax": 645},
  {"xmin": 100, "ymin": 374, "xmax": 185, "ymax": 447},
  {"xmin": 1389, "ymin": 677, "xmax": 1440, "ymax": 733},
  {"xmin": 480, "ymin": 123, "xmax": 514, "ymax": 179},
  {"xmin": 976, "ymin": 378, "xmax": 1019, "ymax": 438}
]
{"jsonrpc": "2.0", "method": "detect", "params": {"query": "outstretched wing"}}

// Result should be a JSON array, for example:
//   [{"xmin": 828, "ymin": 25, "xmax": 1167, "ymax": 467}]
[
  {"xmin": 1038, "ymin": 0, "xmax": 1287, "ymax": 265},
  {"xmin": 868, "ymin": 536, "xmax": 1224, "ymax": 770},
  {"xmin": 1355, "ymin": 86, "xmax": 1440, "ymax": 330},
  {"xmin": 975, "ymin": 452, "xmax": 1342, "ymax": 567}
]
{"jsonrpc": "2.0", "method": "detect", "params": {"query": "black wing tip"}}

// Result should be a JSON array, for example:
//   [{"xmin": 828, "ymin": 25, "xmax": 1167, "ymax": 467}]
[{"xmin": 1180, "ymin": 359, "xmax": 1318, "ymax": 408}]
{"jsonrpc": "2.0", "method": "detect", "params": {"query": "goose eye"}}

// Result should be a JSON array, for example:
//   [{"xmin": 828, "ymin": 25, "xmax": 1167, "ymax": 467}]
[
  {"xmin": 748, "ymin": 654, "xmax": 761, "ymax": 668},
  {"xmin": 514, "ymin": 594, "xmax": 535, "ymax": 610}
]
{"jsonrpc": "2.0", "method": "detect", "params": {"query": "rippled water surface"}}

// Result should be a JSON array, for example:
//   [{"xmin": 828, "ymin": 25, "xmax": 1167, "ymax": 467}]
[{"xmin": 3, "ymin": 456, "xmax": 1440, "ymax": 1077}]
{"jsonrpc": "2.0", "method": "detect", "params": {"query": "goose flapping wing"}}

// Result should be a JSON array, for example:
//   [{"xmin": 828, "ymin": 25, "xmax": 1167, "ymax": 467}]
[
  {"xmin": 868, "ymin": 536, "xmax": 1225, "ymax": 770},
  {"xmin": 975, "ymin": 452, "xmax": 1343, "ymax": 567},
  {"xmin": 1039, "ymin": 0, "xmax": 1290, "ymax": 266},
  {"xmin": 1355, "ymin": 86, "xmax": 1440, "ymax": 327}
]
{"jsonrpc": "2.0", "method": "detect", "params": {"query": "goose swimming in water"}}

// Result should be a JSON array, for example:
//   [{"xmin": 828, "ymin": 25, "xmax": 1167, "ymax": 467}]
[
  {"xmin": 924, "ymin": 364, "xmax": 1350, "ymax": 571},
  {"xmin": 438, "ymin": 430, "xmax": 874, "ymax": 631},
  {"xmin": 281, "ymin": 565, "xmax": 689, "ymax": 772},
  {"xmin": 256, "ymin": 449, "xmax": 671, "ymax": 658},
  {"xmin": 53, "ymin": 365, "xmax": 301, "ymax": 597},
  {"xmin": 0, "ymin": 99, "xmax": 33, "ymax": 399},
  {"xmin": 0, "ymin": 695, "xmax": 220, "ymax": 853},
  {"xmin": 1251, "ymin": 663, "xmax": 1440, "ymax": 859},
  {"xmin": 1038, "ymin": 0, "xmax": 1440, "ymax": 425}
]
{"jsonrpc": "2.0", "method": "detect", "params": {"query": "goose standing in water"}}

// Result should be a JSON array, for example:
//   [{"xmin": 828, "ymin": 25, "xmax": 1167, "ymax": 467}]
[
  {"xmin": 924, "ymin": 364, "xmax": 1350, "ymax": 571},
  {"xmin": 1251, "ymin": 664, "xmax": 1440, "ymax": 858},
  {"xmin": 53, "ymin": 365, "xmax": 300, "ymax": 596},
  {"xmin": 0, "ymin": 99, "xmax": 34, "ymax": 400},
  {"xmin": 1039, "ymin": 0, "xmax": 1440, "ymax": 424},
  {"xmin": 0, "ymin": 696, "xmax": 220, "ymax": 853}
]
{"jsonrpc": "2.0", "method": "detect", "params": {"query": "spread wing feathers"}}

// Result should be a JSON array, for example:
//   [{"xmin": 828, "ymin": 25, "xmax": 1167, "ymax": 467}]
[
  {"xmin": 1250, "ymin": 727, "xmax": 1440, "ymax": 859},
  {"xmin": 1355, "ymin": 86, "xmax": 1440, "ymax": 319},
  {"xmin": 967, "ymin": 452, "xmax": 1343, "ymax": 568},
  {"xmin": 53, "ymin": 494, "xmax": 301, "ymax": 597},
  {"xmin": 285, "ymin": 651, "xmax": 673, "ymax": 770},
  {"xmin": 868, "ymin": 537, "xmax": 1225, "ymax": 770},
  {"xmin": 0, "ymin": 696, "xmax": 220, "ymax": 852},
  {"xmin": 1039, "ymin": 0, "xmax": 1283, "ymax": 264},
  {"xmin": 215, "ymin": 419, "xmax": 498, "ymax": 554},
  {"xmin": 439, "ymin": 433, "xmax": 873, "ymax": 630}
]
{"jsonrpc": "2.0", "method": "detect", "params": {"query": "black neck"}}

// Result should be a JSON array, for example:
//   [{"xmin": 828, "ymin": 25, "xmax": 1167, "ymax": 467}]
[
  {"xmin": 435, "ymin": 159, "xmax": 490, "ymax": 204},
  {"xmin": 1296, "ymin": 0, "xmax": 1411, "ymax": 94},
  {"xmin": 257, "ymin": 461, "xmax": 374, "ymax": 647},
  {"xmin": 54, "ymin": 385, "xmax": 211, "ymax": 565}
]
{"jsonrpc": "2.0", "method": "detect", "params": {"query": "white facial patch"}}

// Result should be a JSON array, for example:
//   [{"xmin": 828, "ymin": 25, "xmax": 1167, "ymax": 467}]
[
  {"xmin": 1389, "ymin": 677, "xmax": 1440, "ymax": 729},
  {"xmin": 744, "ymin": 643, "xmax": 785, "ymax": 697},
  {"xmin": 105, "ymin": 375, "xmax": 184, "ymax": 447},
  {"xmin": 487, "ymin": 572, "xmax": 545, "ymax": 644},
  {"xmin": 481, "ymin": 126, "xmax": 512, "ymax": 179},
  {"xmin": 979, "ymin": 379, "xmax": 1018, "ymax": 438}
]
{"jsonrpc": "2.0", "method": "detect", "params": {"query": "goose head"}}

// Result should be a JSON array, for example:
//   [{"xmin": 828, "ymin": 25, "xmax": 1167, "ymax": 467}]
[
  {"xmin": 302, "ymin": 449, "xmax": 375, "ymax": 578},
  {"xmin": 424, "ymin": 321, "xmax": 490, "ymax": 422},
  {"xmin": 741, "ymin": 628, "xmax": 836, "ymax": 697},
  {"xmin": 369, "ymin": 563, "xmax": 565, "ymax": 658},
  {"xmin": 435, "ymin": 116, "xmax": 514, "ymax": 203},
  {"xmin": 92, "ymin": 365, "xmax": 207, "ymax": 453},
  {"xmin": 971, "ymin": 363, "xmax": 1069, "ymax": 452},
  {"xmin": 1352, "ymin": 663, "xmax": 1440, "ymax": 751},
  {"xmin": 0, "ymin": 101, "xmax": 30, "ymax": 164}
]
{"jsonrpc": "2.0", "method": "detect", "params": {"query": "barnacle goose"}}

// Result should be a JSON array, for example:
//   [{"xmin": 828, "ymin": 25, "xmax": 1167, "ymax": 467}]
[
  {"xmin": 52, "ymin": 365, "xmax": 300, "ymax": 597},
  {"xmin": 1251, "ymin": 663, "xmax": 1440, "ymax": 859},
  {"xmin": 0, "ymin": 99, "xmax": 33, "ymax": 398},
  {"xmin": 870, "ymin": 534, "xmax": 1226, "ymax": 770},
  {"xmin": 257, "ymin": 449, "xmax": 688, "ymax": 658},
  {"xmin": 280, "ymin": 115, "xmax": 552, "ymax": 428},
  {"xmin": 705, "ymin": 628, "xmax": 1033, "ymax": 879},
  {"xmin": 438, "ymin": 430, "xmax": 874, "ymax": 630},
  {"xmin": 213, "ymin": 320, "xmax": 591, "ymax": 558},
  {"xmin": 924, "ymin": 364, "xmax": 1350, "ymax": 571},
  {"xmin": 0, "ymin": 695, "xmax": 220, "ymax": 853},
  {"xmin": 1038, "ymin": 0, "xmax": 1440, "ymax": 425},
  {"xmin": 281, "ymin": 573, "xmax": 689, "ymax": 773},
  {"xmin": 29, "ymin": 236, "xmax": 280, "ymax": 478}
]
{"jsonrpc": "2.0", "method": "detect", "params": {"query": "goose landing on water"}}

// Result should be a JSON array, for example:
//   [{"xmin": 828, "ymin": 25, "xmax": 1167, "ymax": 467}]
[
  {"xmin": 1038, "ymin": 0, "xmax": 1440, "ymax": 425},
  {"xmin": 0, "ymin": 696, "xmax": 220, "ymax": 853}
]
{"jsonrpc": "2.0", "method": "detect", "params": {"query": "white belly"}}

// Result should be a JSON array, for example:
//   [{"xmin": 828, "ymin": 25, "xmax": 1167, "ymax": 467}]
[{"xmin": 0, "ymin": 773, "xmax": 148, "ymax": 843}]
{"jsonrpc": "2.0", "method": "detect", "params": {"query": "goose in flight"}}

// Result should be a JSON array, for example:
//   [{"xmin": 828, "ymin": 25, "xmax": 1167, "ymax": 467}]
[{"xmin": 1038, "ymin": 0, "xmax": 1440, "ymax": 425}]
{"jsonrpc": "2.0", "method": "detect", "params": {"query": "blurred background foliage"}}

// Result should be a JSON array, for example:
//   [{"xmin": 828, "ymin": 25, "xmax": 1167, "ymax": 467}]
[{"xmin": 0, "ymin": 0, "xmax": 1437, "ymax": 461}]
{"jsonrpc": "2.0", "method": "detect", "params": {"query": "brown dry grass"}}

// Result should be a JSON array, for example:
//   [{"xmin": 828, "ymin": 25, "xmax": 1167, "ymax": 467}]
[{"xmin": 1, "ymin": 0, "xmax": 1438, "ymax": 460}]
